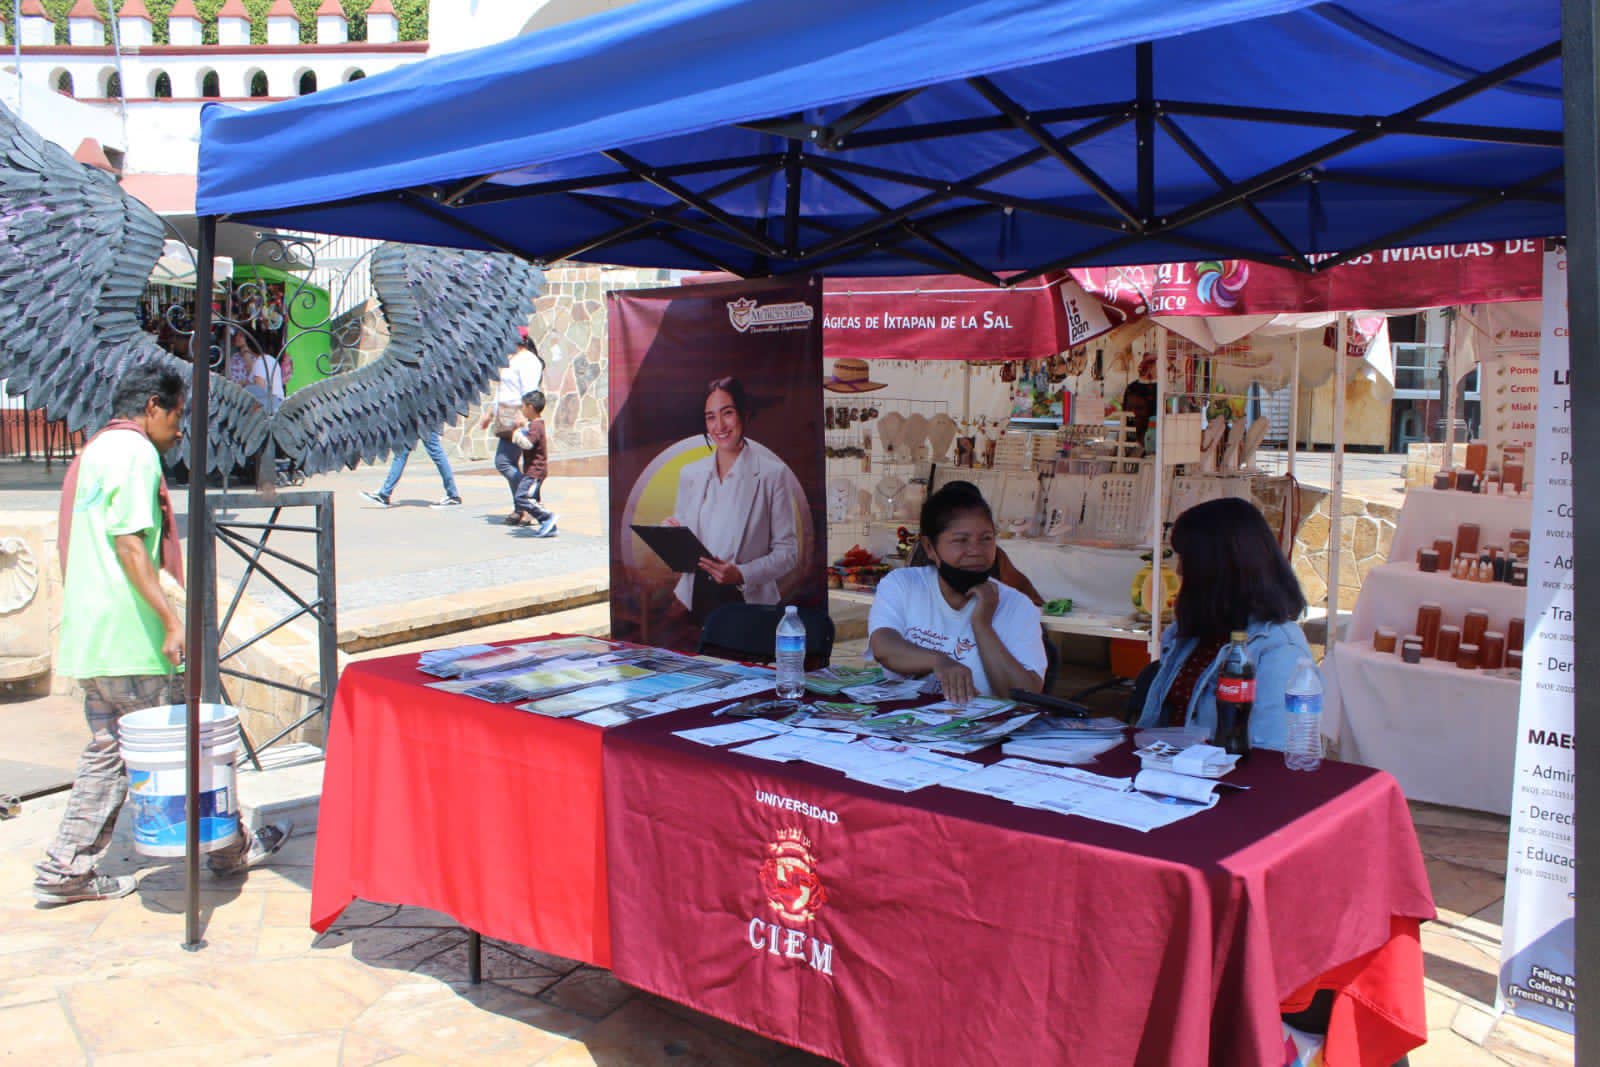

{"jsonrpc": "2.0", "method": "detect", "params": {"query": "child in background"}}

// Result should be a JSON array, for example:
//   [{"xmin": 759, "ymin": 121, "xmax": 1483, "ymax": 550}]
[{"xmin": 511, "ymin": 390, "xmax": 557, "ymax": 536}]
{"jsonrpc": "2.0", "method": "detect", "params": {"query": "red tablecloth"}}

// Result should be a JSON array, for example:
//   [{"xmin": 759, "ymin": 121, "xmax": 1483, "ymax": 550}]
[
  {"xmin": 603, "ymin": 711, "xmax": 1435, "ymax": 1066},
  {"xmin": 311, "ymin": 653, "xmax": 612, "ymax": 967}
]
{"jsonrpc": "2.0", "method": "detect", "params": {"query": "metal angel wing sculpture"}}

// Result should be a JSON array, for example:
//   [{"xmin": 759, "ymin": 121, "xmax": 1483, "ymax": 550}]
[{"xmin": 0, "ymin": 101, "xmax": 542, "ymax": 476}]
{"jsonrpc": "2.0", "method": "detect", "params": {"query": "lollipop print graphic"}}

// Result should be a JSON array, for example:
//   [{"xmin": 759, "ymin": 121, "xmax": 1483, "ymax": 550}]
[{"xmin": 1196, "ymin": 261, "xmax": 1249, "ymax": 309}]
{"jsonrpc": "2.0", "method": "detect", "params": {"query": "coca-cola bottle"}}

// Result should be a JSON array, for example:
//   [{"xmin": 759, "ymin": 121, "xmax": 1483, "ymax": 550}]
[{"xmin": 1214, "ymin": 631, "xmax": 1255, "ymax": 759}]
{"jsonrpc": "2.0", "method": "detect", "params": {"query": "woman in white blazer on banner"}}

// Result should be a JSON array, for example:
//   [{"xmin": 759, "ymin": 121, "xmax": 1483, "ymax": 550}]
[{"xmin": 664, "ymin": 376, "xmax": 802, "ymax": 623}]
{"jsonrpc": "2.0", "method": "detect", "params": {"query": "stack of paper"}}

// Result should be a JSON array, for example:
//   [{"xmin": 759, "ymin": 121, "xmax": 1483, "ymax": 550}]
[
  {"xmin": 416, "ymin": 644, "xmax": 497, "ymax": 677},
  {"xmin": 803, "ymin": 665, "xmax": 886, "ymax": 695},
  {"xmin": 1134, "ymin": 741, "xmax": 1240, "ymax": 778},
  {"xmin": 1000, "ymin": 715, "xmax": 1128, "ymax": 764}
]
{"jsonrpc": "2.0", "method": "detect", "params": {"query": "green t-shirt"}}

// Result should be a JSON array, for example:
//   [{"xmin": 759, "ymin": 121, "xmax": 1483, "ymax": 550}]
[{"xmin": 56, "ymin": 429, "xmax": 174, "ymax": 679}]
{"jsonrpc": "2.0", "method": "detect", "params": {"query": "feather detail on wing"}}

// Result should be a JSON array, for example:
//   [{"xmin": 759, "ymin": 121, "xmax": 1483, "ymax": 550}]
[
  {"xmin": 0, "ymin": 101, "xmax": 266, "ymax": 473},
  {"xmin": 270, "ymin": 244, "xmax": 542, "ymax": 475}
]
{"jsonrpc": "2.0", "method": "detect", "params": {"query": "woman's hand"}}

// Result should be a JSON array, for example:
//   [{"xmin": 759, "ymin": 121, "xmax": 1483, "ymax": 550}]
[
  {"xmin": 933, "ymin": 655, "xmax": 977, "ymax": 707},
  {"xmin": 966, "ymin": 580, "xmax": 1000, "ymax": 628},
  {"xmin": 660, "ymin": 517, "xmax": 680, "ymax": 527},
  {"xmin": 698, "ymin": 557, "xmax": 744, "ymax": 586}
]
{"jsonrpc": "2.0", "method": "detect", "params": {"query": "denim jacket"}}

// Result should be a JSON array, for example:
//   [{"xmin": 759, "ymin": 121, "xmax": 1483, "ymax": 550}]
[{"xmin": 1134, "ymin": 618, "xmax": 1313, "ymax": 751}]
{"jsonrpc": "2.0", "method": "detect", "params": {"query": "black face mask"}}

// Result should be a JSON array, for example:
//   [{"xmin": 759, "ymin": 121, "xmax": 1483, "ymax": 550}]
[{"xmin": 937, "ymin": 559, "xmax": 997, "ymax": 595}]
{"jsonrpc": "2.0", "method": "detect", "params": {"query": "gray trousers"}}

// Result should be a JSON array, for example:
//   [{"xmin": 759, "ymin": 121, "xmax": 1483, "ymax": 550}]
[{"xmin": 34, "ymin": 674, "xmax": 250, "ymax": 889}]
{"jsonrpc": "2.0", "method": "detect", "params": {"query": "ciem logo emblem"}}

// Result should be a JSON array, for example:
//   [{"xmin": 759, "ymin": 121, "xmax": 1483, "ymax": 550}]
[{"xmin": 746, "ymin": 827, "xmax": 835, "ymax": 975}]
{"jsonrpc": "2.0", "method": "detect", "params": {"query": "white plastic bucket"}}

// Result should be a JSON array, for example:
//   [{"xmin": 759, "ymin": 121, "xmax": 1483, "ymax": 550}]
[{"xmin": 119, "ymin": 703, "xmax": 242, "ymax": 856}]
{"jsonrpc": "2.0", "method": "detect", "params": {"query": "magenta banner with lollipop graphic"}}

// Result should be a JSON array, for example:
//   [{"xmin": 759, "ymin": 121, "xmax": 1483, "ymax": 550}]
[{"xmin": 1072, "ymin": 239, "xmax": 1543, "ymax": 316}]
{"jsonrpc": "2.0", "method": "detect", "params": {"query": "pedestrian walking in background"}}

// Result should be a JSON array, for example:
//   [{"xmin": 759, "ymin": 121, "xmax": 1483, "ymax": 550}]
[
  {"xmin": 35, "ymin": 362, "xmax": 291, "ymax": 907},
  {"xmin": 481, "ymin": 327, "xmax": 544, "ymax": 519},
  {"xmin": 509, "ymin": 389, "xmax": 557, "ymax": 536},
  {"xmin": 361, "ymin": 429, "xmax": 462, "ymax": 508}
]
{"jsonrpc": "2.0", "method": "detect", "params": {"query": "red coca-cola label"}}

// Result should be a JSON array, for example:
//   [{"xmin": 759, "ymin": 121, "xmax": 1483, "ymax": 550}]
[{"xmin": 1216, "ymin": 677, "xmax": 1256, "ymax": 703}]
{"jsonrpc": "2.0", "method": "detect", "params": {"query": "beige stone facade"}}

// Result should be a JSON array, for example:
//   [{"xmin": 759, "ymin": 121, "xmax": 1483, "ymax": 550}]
[{"xmin": 528, "ymin": 264, "xmax": 677, "ymax": 460}]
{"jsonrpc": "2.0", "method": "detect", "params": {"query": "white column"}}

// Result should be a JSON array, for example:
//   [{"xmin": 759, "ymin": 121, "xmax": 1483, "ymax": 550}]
[
  {"xmin": 67, "ymin": 17, "xmax": 100, "ymax": 46},
  {"xmin": 118, "ymin": 15, "xmax": 152, "ymax": 47},
  {"xmin": 168, "ymin": 15, "xmax": 202, "ymax": 45},
  {"xmin": 316, "ymin": 13, "xmax": 347, "ymax": 44},
  {"xmin": 367, "ymin": 12, "xmax": 399, "ymax": 43},
  {"xmin": 217, "ymin": 6, "xmax": 251, "ymax": 46},
  {"xmin": 20, "ymin": 6, "xmax": 55, "ymax": 46}
]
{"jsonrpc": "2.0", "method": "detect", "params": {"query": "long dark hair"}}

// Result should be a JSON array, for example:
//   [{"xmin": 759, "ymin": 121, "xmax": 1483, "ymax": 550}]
[
  {"xmin": 701, "ymin": 375, "xmax": 754, "ymax": 447},
  {"xmin": 912, "ymin": 481, "xmax": 994, "ymax": 564},
  {"xmin": 1170, "ymin": 497, "xmax": 1305, "ymax": 640}
]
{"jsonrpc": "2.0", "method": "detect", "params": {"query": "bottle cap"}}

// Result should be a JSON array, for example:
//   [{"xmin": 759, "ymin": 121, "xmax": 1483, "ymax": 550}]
[{"xmin": 1230, "ymin": 630, "xmax": 1247, "ymax": 642}]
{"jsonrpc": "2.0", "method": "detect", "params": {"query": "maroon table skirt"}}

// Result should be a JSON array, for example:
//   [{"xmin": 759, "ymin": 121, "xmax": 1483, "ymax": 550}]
[{"xmin": 604, "ymin": 711, "xmax": 1434, "ymax": 1066}]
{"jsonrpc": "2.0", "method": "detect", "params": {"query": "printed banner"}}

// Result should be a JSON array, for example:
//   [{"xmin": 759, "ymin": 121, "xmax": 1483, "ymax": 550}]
[
  {"xmin": 608, "ymin": 277, "xmax": 827, "ymax": 652},
  {"xmin": 1072, "ymin": 239, "xmax": 1544, "ymax": 317},
  {"xmin": 1474, "ymin": 301, "xmax": 1543, "ymax": 464},
  {"xmin": 1498, "ymin": 248, "xmax": 1575, "ymax": 1034},
  {"xmin": 821, "ymin": 274, "xmax": 1088, "ymax": 361}
]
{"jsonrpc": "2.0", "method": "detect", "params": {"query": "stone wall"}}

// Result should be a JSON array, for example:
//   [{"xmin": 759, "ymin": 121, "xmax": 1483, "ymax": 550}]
[
  {"xmin": 1290, "ymin": 485, "xmax": 1399, "ymax": 611},
  {"xmin": 528, "ymin": 264, "xmax": 678, "ymax": 460}
]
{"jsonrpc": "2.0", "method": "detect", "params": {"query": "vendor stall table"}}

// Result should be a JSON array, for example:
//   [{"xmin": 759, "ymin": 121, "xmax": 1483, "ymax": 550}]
[
  {"xmin": 311, "ymin": 652, "xmax": 613, "ymax": 967},
  {"xmin": 316, "ymin": 638, "xmax": 1434, "ymax": 1066},
  {"xmin": 604, "ymin": 710, "xmax": 1434, "ymax": 1067},
  {"xmin": 1327, "ymin": 483, "xmax": 1532, "ymax": 815},
  {"xmin": 1390, "ymin": 487, "xmax": 1532, "ymax": 563}
]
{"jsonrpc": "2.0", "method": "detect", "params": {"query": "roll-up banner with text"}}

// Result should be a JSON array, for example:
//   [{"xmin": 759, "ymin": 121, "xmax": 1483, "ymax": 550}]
[
  {"xmin": 607, "ymin": 276, "xmax": 827, "ymax": 653},
  {"xmin": 1498, "ymin": 247, "xmax": 1575, "ymax": 1034}
]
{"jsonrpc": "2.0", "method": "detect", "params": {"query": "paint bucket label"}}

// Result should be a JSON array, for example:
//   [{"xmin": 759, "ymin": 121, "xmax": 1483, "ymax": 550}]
[{"xmin": 126, "ymin": 759, "xmax": 239, "ymax": 855}]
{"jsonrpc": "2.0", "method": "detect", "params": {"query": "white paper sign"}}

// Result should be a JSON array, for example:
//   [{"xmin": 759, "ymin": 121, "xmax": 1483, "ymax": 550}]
[{"xmin": 1498, "ymin": 248, "xmax": 1576, "ymax": 1034}]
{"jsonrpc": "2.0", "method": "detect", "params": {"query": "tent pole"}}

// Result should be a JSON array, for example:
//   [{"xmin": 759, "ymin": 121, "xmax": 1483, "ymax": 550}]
[
  {"xmin": 183, "ymin": 216, "xmax": 216, "ymax": 952},
  {"xmin": 1288, "ymin": 334, "xmax": 1300, "ymax": 478},
  {"xmin": 1560, "ymin": 0, "xmax": 1600, "ymax": 1059},
  {"xmin": 1149, "ymin": 327, "xmax": 1164, "ymax": 659},
  {"xmin": 1326, "ymin": 315, "xmax": 1347, "ymax": 640},
  {"xmin": 1444, "ymin": 319, "xmax": 1459, "ymax": 463}
]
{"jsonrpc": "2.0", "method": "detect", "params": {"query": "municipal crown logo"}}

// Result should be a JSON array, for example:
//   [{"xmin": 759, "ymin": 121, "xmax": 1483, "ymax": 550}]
[
  {"xmin": 728, "ymin": 297, "xmax": 758, "ymax": 332},
  {"xmin": 759, "ymin": 827, "xmax": 827, "ymax": 924}
]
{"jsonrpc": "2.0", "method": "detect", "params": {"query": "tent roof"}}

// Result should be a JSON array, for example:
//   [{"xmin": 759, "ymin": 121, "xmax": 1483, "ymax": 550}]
[{"xmin": 196, "ymin": 0, "xmax": 1563, "ymax": 279}]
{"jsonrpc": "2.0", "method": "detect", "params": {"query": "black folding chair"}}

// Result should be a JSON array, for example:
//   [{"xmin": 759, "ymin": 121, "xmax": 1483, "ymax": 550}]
[{"xmin": 697, "ymin": 603, "xmax": 835, "ymax": 671}]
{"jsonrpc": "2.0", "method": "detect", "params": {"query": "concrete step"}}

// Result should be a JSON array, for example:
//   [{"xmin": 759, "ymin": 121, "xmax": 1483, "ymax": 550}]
[
  {"xmin": 337, "ymin": 567, "xmax": 610, "ymax": 654},
  {"xmin": 237, "ymin": 741, "xmax": 325, "ymax": 836}
]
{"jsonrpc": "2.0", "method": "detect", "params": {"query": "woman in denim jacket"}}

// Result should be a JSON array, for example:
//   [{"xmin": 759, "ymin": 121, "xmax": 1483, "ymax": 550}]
[{"xmin": 1134, "ymin": 497, "xmax": 1311, "ymax": 750}]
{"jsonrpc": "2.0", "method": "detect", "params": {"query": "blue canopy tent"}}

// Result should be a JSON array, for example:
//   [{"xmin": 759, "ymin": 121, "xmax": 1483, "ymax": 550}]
[
  {"xmin": 195, "ymin": 0, "xmax": 1563, "ymax": 282},
  {"xmin": 185, "ymin": 1, "xmax": 1595, "ymax": 1049}
]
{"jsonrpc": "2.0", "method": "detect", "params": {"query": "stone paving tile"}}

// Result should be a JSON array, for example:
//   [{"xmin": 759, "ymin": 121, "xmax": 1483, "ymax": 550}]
[
  {"xmin": 1415, "ymin": 824, "xmax": 1512, "ymax": 877},
  {"xmin": 534, "ymin": 997, "xmax": 782, "ymax": 1067},
  {"xmin": 538, "ymin": 965, "xmax": 635, "ymax": 1021},
  {"xmin": 1425, "ymin": 856, "xmax": 1508, "ymax": 919},
  {"xmin": 0, "ymin": 997, "xmax": 88, "ymax": 1062},
  {"xmin": 93, "ymin": 1032, "xmax": 347, "ymax": 1067},
  {"xmin": 410, "ymin": 938, "xmax": 569, "ymax": 987},
  {"xmin": 343, "ymin": 976, "xmax": 589, "ymax": 1063},
  {"xmin": 64, "ymin": 957, "xmax": 394, "ymax": 1058}
]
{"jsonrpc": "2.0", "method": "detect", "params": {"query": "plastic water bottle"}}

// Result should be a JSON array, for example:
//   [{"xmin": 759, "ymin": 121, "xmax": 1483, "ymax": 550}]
[
  {"xmin": 775, "ymin": 606, "xmax": 807, "ymax": 699},
  {"xmin": 1284, "ymin": 657, "xmax": 1324, "ymax": 771}
]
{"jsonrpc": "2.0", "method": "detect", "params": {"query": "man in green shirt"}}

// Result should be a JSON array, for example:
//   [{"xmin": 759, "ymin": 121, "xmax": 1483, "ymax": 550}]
[{"xmin": 35, "ymin": 363, "xmax": 291, "ymax": 907}]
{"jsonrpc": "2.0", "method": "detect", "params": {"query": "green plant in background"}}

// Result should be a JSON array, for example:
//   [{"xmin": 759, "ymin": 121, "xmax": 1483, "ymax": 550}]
[{"xmin": 15, "ymin": 0, "xmax": 425, "ymax": 47}]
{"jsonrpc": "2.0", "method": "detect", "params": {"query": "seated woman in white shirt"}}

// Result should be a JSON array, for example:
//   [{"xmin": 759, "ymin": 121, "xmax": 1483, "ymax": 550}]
[
  {"xmin": 664, "ymin": 376, "xmax": 801, "ymax": 623},
  {"xmin": 868, "ymin": 482, "xmax": 1047, "ymax": 703}
]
